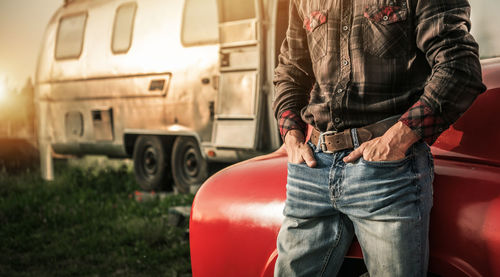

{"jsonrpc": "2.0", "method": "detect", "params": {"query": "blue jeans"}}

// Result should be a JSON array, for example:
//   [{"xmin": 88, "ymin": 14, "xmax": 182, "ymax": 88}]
[{"xmin": 275, "ymin": 130, "xmax": 434, "ymax": 277}]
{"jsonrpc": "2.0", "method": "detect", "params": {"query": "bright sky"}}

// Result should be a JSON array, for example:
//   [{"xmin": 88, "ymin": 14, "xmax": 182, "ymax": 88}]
[{"xmin": 0, "ymin": 0, "xmax": 62, "ymax": 90}]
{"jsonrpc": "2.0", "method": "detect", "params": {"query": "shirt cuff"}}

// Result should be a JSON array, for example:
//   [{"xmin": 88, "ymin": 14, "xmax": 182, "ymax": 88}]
[
  {"xmin": 279, "ymin": 110, "xmax": 307, "ymax": 141},
  {"xmin": 399, "ymin": 100, "xmax": 448, "ymax": 145}
]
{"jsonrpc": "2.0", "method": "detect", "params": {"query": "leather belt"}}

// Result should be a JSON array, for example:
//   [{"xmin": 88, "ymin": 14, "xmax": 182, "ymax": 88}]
[{"xmin": 310, "ymin": 117, "xmax": 399, "ymax": 153}]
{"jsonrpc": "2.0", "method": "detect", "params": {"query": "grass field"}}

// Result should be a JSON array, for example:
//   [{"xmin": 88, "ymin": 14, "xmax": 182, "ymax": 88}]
[{"xmin": 0, "ymin": 162, "xmax": 194, "ymax": 276}]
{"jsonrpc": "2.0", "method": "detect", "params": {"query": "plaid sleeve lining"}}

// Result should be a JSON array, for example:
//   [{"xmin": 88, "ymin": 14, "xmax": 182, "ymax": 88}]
[
  {"xmin": 399, "ymin": 100, "xmax": 448, "ymax": 145},
  {"xmin": 279, "ymin": 110, "xmax": 308, "ymax": 141}
]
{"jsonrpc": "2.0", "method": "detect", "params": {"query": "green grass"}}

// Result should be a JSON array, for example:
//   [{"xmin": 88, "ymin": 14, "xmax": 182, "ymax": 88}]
[{"xmin": 0, "ymin": 163, "xmax": 193, "ymax": 276}]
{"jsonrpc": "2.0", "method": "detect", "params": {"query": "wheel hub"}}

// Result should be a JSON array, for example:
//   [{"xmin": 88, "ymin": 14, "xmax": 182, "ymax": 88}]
[
  {"xmin": 184, "ymin": 148, "xmax": 199, "ymax": 177},
  {"xmin": 143, "ymin": 146, "xmax": 158, "ymax": 175}
]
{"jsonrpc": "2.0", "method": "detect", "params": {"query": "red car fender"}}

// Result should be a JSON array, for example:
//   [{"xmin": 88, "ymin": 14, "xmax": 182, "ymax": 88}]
[{"xmin": 190, "ymin": 60, "xmax": 500, "ymax": 277}]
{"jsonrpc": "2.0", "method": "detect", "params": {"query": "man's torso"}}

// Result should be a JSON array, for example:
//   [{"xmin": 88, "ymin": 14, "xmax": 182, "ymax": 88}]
[{"xmin": 290, "ymin": 0, "xmax": 429, "ymax": 131}]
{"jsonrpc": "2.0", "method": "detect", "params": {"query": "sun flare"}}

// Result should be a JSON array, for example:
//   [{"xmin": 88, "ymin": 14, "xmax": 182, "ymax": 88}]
[{"xmin": 0, "ymin": 81, "xmax": 6, "ymax": 102}]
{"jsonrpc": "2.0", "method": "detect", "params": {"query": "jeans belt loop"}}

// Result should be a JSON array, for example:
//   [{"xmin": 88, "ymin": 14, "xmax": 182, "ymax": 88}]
[{"xmin": 350, "ymin": 128, "xmax": 360, "ymax": 148}]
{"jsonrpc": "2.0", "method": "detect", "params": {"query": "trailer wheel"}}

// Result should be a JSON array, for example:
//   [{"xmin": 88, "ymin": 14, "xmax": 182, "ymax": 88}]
[
  {"xmin": 171, "ymin": 137, "xmax": 208, "ymax": 193},
  {"xmin": 133, "ymin": 135, "xmax": 171, "ymax": 191}
]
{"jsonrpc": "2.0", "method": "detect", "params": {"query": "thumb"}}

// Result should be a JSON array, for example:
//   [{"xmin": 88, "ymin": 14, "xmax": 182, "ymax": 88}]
[
  {"xmin": 302, "ymin": 146, "xmax": 317, "ymax": 168},
  {"xmin": 343, "ymin": 144, "xmax": 364, "ymax": 163}
]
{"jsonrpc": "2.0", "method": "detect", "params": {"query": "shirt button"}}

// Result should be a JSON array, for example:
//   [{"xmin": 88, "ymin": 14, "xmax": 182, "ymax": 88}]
[
  {"xmin": 342, "ymin": 60, "xmax": 349, "ymax": 66},
  {"xmin": 383, "ymin": 15, "xmax": 389, "ymax": 21},
  {"xmin": 342, "ymin": 25, "xmax": 349, "ymax": 31},
  {"xmin": 334, "ymin": 117, "xmax": 341, "ymax": 123}
]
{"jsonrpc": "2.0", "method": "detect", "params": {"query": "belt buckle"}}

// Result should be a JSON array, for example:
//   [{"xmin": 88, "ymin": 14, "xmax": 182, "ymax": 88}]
[{"xmin": 319, "ymin": 130, "xmax": 337, "ymax": 153}]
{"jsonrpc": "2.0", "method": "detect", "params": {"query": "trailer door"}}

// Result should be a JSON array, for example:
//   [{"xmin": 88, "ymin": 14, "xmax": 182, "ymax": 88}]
[{"xmin": 213, "ymin": 0, "xmax": 264, "ymax": 149}]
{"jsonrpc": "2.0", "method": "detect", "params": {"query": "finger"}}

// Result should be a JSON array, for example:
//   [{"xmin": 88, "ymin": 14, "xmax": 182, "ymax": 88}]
[
  {"xmin": 288, "ymin": 154, "xmax": 305, "ymax": 164},
  {"xmin": 343, "ymin": 144, "xmax": 364, "ymax": 163},
  {"xmin": 286, "ymin": 142, "xmax": 305, "ymax": 164},
  {"xmin": 287, "ymin": 146, "xmax": 306, "ymax": 164},
  {"xmin": 301, "ymin": 145, "xmax": 317, "ymax": 167}
]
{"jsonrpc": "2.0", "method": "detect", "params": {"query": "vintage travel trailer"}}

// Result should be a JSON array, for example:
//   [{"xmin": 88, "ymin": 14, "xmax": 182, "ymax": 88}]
[{"xmin": 36, "ymin": 0, "xmax": 289, "ymax": 192}]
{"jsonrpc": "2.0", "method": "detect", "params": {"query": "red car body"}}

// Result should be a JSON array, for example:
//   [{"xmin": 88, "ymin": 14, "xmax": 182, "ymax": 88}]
[{"xmin": 190, "ymin": 58, "xmax": 500, "ymax": 277}]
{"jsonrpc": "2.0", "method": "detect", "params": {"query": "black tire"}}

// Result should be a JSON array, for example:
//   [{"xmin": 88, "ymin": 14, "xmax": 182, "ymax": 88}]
[
  {"xmin": 133, "ymin": 135, "xmax": 171, "ymax": 191},
  {"xmin": 171, "ymin": 137, "xmax": 208, "ymax": 193}
]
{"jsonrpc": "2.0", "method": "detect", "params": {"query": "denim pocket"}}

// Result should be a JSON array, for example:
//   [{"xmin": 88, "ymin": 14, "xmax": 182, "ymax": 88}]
[
  {"xmin": 287, "ymin": 161, "xmax": 307, "ymax": 167},
  {"xmin": 345, "ymin": 152, "xmax": 417, "ymax": 200},
  {"xmin": 359, "ymin": 154, "xmax": 412, "ymax": 167},
  {"xmin": 362, "ymin": 2, "xmax": 410, "ymax": 58}
]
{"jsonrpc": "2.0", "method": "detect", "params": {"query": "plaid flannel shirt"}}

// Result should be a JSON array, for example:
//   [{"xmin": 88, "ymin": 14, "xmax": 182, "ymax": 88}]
[{"xmin": 273, "ymin": 0, "xmax": 486, "ymax": 145}]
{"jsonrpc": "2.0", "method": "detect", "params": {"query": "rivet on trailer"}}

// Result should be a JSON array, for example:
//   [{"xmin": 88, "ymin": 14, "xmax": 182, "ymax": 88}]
[{"xmin": 35, "ymin": 0, "xmax": 289, "ymax": 192}]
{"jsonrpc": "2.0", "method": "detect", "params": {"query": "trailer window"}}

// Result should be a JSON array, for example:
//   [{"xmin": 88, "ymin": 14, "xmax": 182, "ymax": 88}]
[
  {"xmin": 181, "ymin": 0, "xmax": 219, "ymax": 46},
  {"xmin": 55, "ymin": 13, "xmax": 87, "ymax": 60},
  {"xmin": 112, "ymin": 2, "xmax": 137, "ymax": 54},
  {"xmin": 218, "ymin": 0, "xmax": 255, "ymax": 22},
  {"xmin": 470, "ymin": 0, "xmax": 500, "ymax": 59}
]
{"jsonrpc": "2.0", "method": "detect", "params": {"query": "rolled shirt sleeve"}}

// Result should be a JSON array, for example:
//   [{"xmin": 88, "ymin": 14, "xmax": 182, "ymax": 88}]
[
  {"xmin": 273, "ymin": 0, "xmax": 315, "ymax": 139},
  {"xmin": 278, "ymin": 110, "xmax": 308, "ymax": 141},
  {"xmin": 399, "ymin": 0, "xmax": 487, "ymax": 145}
]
